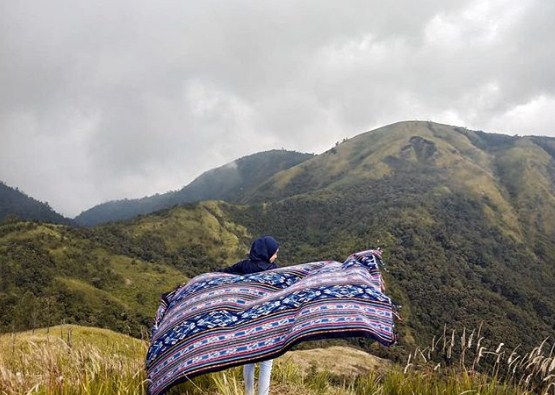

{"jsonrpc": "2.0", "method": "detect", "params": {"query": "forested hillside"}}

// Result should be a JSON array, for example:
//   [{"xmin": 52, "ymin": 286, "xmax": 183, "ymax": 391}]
[
  {"xmin": 229, "ymin": 121, "xmax": 555, "ymax": 353},
  {"xmin": 0, "ymin": 182, "xmax": 71, "ymax": 225},
  {"xmin": 0, "ymin": 202, "xmax": 253, "ymax": 336}
]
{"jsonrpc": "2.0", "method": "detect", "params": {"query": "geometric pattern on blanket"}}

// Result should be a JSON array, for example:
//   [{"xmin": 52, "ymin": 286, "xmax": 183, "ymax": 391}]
[{"xmin": 146, "ymin": 249, "xmax": 396, "ymax": 395}]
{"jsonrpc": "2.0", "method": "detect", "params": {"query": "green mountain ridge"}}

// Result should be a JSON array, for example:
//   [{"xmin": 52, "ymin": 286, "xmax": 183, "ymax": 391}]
[
  {"xmin": 247, "ymin": 121, "xmax": 555, "ymax": 242},
  {"xmin": 74, "ymin": 149, "xmax": 314, "ymax": 226}
]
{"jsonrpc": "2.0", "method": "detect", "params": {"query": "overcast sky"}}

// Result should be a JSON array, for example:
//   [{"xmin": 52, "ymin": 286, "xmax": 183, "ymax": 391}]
[{"xmin": 1, "ymin": 0, "xmax": 554, "ymax": 217}]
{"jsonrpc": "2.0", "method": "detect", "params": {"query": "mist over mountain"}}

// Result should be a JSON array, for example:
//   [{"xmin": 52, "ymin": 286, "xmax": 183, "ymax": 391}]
[
  {"xmin": 74, "ymin": 149, "xmax": 314, "ymax": 226},
  {"xmin": 3, "ymin": 121, "xmax": 555, "ymax": 361},
  {"xmin": 0, "ymin": 182, "xmax": 72, "ymax": 225}
]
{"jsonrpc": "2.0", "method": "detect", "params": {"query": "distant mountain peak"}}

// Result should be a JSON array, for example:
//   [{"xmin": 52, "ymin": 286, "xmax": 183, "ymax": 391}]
[{"xmin": 0, "ymin": 181, "xmax": 71, "ymax": 224}]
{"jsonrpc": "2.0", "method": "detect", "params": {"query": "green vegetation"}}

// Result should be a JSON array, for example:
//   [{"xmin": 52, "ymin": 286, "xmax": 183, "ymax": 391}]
[
  {"xmin": 0, "ymin": 221, "xmax": 185, "ymax": 336},
  {"xmin": 0, "ymin": 200, "xmax": 260, "ymax": 337},
  {"xmin": 89, "ymin": 201, "xmax": 252, "ymax": 276}
]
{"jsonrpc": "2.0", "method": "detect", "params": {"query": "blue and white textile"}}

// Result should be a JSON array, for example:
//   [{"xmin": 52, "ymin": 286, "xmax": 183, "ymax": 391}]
[{"xmin": 146, "ymin": 249, "xmax": 396, "ymax": 395}]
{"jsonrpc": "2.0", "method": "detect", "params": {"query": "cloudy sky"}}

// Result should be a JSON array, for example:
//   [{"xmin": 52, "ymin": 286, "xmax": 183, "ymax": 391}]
[{"xmin": 1, "ymin": 0, "xmax": 554, "ymax": 217}]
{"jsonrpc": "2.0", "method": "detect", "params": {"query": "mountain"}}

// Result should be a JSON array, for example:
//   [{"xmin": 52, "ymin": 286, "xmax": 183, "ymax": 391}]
[
  {"xmin": 74, "ymin": 149, "xmax": 314, "ymax": 226},
  {"xmin": 226, "ymin": 121, "xmax": 555, "ymax": 351},
  {"xmin": 0, "ymin": 181, "xmax": 72, "ymax": 225},
  {"xmin": 3, "ymin": 120, "xmax": 555, "ymax": 362}
]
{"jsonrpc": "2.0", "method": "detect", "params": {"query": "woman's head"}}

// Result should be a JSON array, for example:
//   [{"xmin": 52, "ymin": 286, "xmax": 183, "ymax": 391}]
[{"xmin": 249, "ymin": 236, "xmax": 279, "ymax": 263}]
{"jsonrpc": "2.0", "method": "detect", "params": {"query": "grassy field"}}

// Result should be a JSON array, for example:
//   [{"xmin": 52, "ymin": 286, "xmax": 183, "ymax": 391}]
[
  {"xmin": 0, "ymin": 325, "xmax": 146, "ymax": 394},
  {"xmin": 1, "ymin": 325, "xmax": 554, "ymax": 394}
]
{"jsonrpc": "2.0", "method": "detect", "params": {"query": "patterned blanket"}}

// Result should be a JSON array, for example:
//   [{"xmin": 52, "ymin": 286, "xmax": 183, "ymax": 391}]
[{"xmin": 146, "ymin": 249, "xmax": 396, "ymax": 395}]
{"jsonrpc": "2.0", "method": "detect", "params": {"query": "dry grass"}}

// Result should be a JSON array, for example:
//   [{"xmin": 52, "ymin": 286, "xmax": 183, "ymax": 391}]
[
  {"xmin": 2, "ymin": 324, "xmax": 554, "ymax": 394},
  {"xmin": 0, "ymin": 325, "xmax": 147, "ymax": 395},
  {"xmin": 403, "ymin": 324, "xmax": 555, "ymax": 395}
]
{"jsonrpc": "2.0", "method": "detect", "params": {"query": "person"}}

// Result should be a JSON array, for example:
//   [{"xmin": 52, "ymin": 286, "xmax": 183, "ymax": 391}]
[
  {"xmin": 221, "ymin": 235, "xmax": 279, "ymax": 275},
  {"xmin": 220, "ymin": 235, "xmax": 279, "ymax": 395}
]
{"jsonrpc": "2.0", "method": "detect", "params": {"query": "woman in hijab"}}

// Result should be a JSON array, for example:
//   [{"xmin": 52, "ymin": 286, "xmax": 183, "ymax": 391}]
[
  {"xmin": 221, "ymin": 235, "xmax": 279, "ymax": 275},
  {"xmin": 220, "ymin": 235, "xmax": 279, "ymax": 395}
]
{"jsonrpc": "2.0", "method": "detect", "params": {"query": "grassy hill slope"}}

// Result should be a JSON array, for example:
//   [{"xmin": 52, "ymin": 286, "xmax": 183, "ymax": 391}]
[
  {"xmin": 0, "ymin": 221, "xmax": 184, "ymax": 335},
  {"xmin": 0, "ymin": 201, "xmax": 258, "ymax": 336}
]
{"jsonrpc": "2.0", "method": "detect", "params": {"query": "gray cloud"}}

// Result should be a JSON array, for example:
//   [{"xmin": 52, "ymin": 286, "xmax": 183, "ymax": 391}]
[{"xmin": 1, "ymin": 0, "xmax": 554, "ymax": 216}]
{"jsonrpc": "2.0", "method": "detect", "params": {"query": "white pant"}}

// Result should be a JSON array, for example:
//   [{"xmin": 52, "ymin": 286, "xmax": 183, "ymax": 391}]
[{"xmin": 243, "ymin": 359, "xmax": 273, "ymax": 395}]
